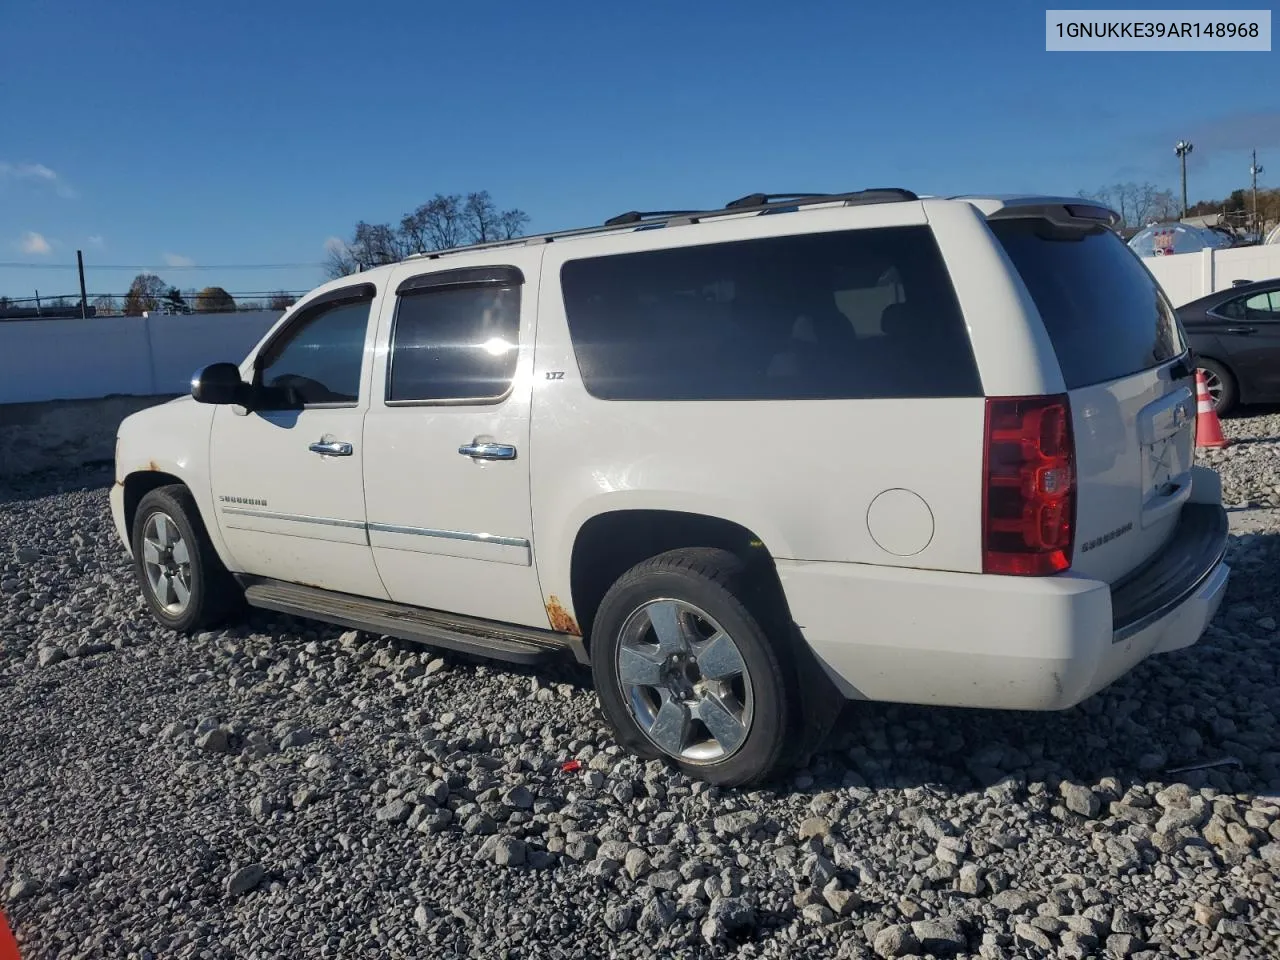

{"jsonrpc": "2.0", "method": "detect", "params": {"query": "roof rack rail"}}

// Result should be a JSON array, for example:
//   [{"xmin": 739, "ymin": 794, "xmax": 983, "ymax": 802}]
[
  {"xmin": 402, "ymin": 187, "xmax": 920, "ymax": 264},
  {"xmin": 725, "ymin": 192, "xmax": 832, "ymax": 209},
  {"xmin": 603, "ymin": 209, "xmax": 702, "ymax": 227}
]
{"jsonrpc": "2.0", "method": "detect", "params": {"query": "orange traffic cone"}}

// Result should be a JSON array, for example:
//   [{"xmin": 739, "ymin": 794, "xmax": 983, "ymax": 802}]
[
  {"xmin": 0, "ymin": 909, "xmax": 20, "ymax": 960},
  {"xmin": 1194, "ymin": 369, "xmax": 1230, "ymax": 450}
]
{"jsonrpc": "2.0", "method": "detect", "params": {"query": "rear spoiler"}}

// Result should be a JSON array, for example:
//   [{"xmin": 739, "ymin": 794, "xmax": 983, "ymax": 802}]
[{"xmin": 955, "ymin": 195, "xmax": 1123, "ymax": 230}]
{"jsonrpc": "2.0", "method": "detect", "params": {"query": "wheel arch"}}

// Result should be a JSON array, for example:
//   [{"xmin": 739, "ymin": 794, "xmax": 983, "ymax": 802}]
[{"xmin": 566, "ymin": 509, "xmax": 792, "ymax": 649}]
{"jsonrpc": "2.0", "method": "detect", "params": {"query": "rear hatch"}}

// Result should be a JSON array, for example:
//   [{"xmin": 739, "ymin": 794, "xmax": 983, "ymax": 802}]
[{"xmin": 989, "ymin": 215, "xmax": 1196, "ymax": 584}]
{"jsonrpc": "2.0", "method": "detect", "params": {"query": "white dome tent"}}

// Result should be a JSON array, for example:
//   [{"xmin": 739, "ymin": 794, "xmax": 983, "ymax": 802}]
[{"xmin": 1128, "ymin": 222, "xmax": 1233, "ymax": 257}]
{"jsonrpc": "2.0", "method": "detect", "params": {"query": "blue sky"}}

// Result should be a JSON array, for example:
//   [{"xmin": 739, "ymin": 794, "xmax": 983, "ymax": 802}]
[{"xmin": 1, "ymin": 0, "xmax": 1275, "ymax": 302}]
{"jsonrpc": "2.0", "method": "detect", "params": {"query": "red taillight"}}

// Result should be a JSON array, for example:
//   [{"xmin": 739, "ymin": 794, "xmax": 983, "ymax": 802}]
[{"xmin": 982, "ymin": 395, "xmax": 1076, "ymax": 575}]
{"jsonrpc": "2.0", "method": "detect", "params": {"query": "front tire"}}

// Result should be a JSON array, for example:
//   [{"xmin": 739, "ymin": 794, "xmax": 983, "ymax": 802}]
[
  {"xmin": 590, "ymin": 548, "xmax": 794, "ymax": 786},
  {"xmin": 131, "ymin": 485, "xmax": 242, "ymax": 633}
]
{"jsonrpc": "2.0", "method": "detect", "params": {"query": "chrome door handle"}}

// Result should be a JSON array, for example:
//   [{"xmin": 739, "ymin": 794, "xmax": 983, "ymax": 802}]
[
  {"xmin": 458, "ymin": 442, "xmax": 517, "ymax": 461},
  {"xmin": 309, "ymin": 440, "xmax": 353, "ymax": 457},
  {"xmin": 1225, "ymin": 326, "xmax": 1256, "ymax": 335}
]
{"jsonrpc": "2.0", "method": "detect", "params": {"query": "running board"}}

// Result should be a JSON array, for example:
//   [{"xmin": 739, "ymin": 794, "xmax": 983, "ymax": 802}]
[{"xmin": 242, "ymin": 579, "xmax": 583, "ymax": 666}]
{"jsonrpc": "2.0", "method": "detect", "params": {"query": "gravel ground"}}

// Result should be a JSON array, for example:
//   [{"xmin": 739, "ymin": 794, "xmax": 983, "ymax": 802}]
[{"xmin": 2, "ymin": 413, "xmax": 1279, "ymax": 960}]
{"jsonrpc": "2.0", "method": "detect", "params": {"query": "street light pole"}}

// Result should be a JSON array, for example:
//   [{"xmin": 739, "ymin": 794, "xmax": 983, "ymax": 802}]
[
  {"xmin": 1250, "ymin": 150, "xmax": 1264, "ymax": 239},
  {"xmin": 1174, "ymin": 140, "xmax": 1194, "ymax": 218}
]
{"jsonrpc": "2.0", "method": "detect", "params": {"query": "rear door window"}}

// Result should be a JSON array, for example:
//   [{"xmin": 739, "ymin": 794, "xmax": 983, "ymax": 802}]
[
  {"xmin": 989, "ymin": 219, "xmax": 1186, "ymax": 389},
  {"xmin": 559, "ymin": 226, "xmax": 981, "ymax": 401}
]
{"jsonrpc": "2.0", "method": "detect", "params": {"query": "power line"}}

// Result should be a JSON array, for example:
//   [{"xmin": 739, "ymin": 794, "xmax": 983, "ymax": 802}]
[{"xmin": 0, "ymin": 261, "xmax": 325, "ymax": 270}]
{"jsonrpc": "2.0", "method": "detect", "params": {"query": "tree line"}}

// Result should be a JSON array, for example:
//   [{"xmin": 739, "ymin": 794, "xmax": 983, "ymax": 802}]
[
  {"xmin": 325, "ymin": 190, "xmax": 530, "ymax": 277},
  {"xmin": 1079, "ymin": 181, "xmax": 1280, "ymax": 233},
  {"xmin": 94, "ymin": 276, "xmax": 296, "ymax": 315}
]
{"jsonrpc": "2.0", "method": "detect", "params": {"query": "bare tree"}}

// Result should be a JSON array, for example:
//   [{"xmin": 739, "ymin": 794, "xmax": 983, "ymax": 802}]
[
  {"xmin": 498, "ymin": 207, "xmax": 530, "ymax": 240},
  {"xmin": 328, "ymin": 191, "xmax": 531, "ymax": 277},
  {"xmin": 1080, "ymin": 182, "xmax": 1179, "ymax": 228},
  {"xmin": 402, "ymin": 195, "xmax": 466, "ymax": 252},
  {"xmin": 324, "ymin": 240, "xmax": 359, "ymax": 279},
  {"xmin": 91, "ymin": 294, "xmax": 119, "ymax": 316},
  {"xmin": 268, "ymin": 291, "xmax": 296, "ymax": 310},
  {"xmin": 123, "ymin": 274, "xmax": 167, "ymax": 315}
]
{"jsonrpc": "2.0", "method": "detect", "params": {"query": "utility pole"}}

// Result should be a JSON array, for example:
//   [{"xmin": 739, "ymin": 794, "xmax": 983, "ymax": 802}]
[
  {"xmin": 77, "ymin": 249, "xmax": 88, "ymax": 319},
  {"xmin": 1250, "ymin": 150, "xmax": 1264, "ymax": 240},
  {"xmin": 34, "ymin": 289, "xmax": 42, "ymax": 317},
  {"xmin": 1175, "ymin": 140, "xmax": 1194, "ymax": 218}
]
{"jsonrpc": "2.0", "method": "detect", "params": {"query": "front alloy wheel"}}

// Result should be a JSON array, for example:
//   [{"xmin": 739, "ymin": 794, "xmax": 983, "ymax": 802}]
[{"xmin": 141, "ymin": 511, "xmax": 193, "ymax": 615}]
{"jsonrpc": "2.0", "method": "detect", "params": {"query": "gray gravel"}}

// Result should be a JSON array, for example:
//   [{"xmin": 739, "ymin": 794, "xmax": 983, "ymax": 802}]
[{"xmin": 2, "ymin": 413, "xmax": 1279, "ymax": 959}]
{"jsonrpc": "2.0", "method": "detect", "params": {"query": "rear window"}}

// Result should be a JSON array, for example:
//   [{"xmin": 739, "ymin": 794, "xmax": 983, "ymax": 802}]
[
  {"xmin": 989, "ymin": 218, "xmax": 1185, "ymax": 389},
  {"xmin": 559, "ymin": 226, "xmax": 981, "ymax": 401}
]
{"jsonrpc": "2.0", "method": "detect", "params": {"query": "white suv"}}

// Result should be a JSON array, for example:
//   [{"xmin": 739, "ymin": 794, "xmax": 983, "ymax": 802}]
[{"xmin": 111, "ymin": 189, "xmax": 1230, "ymax": 785}]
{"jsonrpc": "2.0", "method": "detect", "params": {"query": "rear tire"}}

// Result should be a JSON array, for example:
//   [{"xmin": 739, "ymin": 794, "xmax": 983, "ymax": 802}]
[
  {"xmin": 131, "ymin": 485, "xmax": 243, "ymax": 633},
  {"xmin": 1197, "ymin": 358, "xmax": 1237, "ymax": 416},
  {"xmin": 590, "ymin": 548, "xmax": 795, "ymax": 786}
]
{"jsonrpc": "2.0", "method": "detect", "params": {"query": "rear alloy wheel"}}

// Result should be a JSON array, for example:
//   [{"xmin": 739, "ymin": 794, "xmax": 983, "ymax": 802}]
[
  {"xmin": 591, "ymin": 548, "xmax": 794, "ymax": 786},
  {"xmin": 1197, "ymin": 358, "xmax": 1237, "ymax": 416},
  {"xmin": 617, "ymin": 598, "xmax": 754, "ymax": 763},
  {"xmin": 131, "ymin": 485, "xmax": 243, "ymax": 633}
]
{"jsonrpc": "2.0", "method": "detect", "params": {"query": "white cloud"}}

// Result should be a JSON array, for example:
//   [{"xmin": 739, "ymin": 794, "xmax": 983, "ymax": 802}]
[
  {"xmin": 163, "ymin": 252, "xmax": 195, "ymax": 267},
  {"xmin": 0, "ymin": 161, "xmax": 75, "ymax": 197},
  {"xmin": 87, "ymin": 235, "xmax": 104, "ymax": 247},
  {"xmin": 19, "ymin": 231, "xmax": 52, "ymax": 255}
]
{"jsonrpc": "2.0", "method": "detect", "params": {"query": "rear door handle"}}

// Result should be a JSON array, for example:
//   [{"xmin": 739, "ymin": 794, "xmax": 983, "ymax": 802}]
[
  {"xmin": 309, "ymin": 440, "xmax": 353, "ymax": 457},
  {"xmin": 1226, "ymin": 326, "xmax": 1257, "ymax": 335},
  {"xmin": 458, "ymin": 441, "xmax": 517, "ymax": 461}
]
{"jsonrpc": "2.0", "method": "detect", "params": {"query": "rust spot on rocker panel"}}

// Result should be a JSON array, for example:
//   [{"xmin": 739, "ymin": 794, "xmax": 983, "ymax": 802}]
[{"xmin": 545, "ymin": 595, "xmax": 581, "ymax": 636}]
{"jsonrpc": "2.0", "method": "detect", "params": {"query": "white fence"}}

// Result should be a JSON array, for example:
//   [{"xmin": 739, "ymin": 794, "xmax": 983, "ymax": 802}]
[
  {"xmin": 1144, "ymin": 244, "xmax": 1280, "ymax": 307},
  {"xmin": 0, "ymin": 311, "xmax": 281, "ymax": 405}
]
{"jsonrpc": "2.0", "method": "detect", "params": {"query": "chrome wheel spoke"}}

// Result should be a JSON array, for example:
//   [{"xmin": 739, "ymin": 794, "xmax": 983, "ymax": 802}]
[
  {"xmin": 141, "ymin": 511, "xmax": 192, "ymax": 615},
  {"xmin": 696, "ymin": 692, "xmax": 748, "ymax": 753},
  {"xmin": 645, "ymin": 600, "xmax": 691, "ymax": 656},
  {"xmin": 646, "ymin": 694, "xmax": 691, "ymax": 756},
  {"xmin": 617, "ymin": 645, "xmax": 665, "ymax": 686},
  {"xmin": 696, "ymin": 630, "xmax": 746, "ymax": 681},
  {"xmin": 616, "ymin": 597, "xmax": 755, "ymax": 764}
]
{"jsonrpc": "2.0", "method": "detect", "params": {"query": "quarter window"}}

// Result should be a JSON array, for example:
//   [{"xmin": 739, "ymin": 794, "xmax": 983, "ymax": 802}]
[
  {"xmin": 559, "ymin": 226, "xmax": 981, "ymax": 401},
  {"xmin": 387, "ymin": 283, "xmax": 521, "ymax": 403},
  {"xmin": 256, "ymin": 297, "xmax": 372, "ymax": 407}
]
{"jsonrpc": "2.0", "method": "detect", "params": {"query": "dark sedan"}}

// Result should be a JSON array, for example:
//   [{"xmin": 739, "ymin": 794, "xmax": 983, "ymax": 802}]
[{"xmin": 1178, "ymin": 277, "xmax": 1280, "ymax": 414}]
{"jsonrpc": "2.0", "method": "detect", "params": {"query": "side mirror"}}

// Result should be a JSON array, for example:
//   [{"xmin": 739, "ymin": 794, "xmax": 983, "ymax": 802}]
[{"xmin": 191, "ymin": 362, "xmax": 250, "ymax": 405}]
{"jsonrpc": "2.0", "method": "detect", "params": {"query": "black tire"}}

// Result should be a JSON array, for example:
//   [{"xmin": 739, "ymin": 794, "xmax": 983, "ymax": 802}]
[
  {"xmin": 1197, "ymin": 358, "xmax": 1237, "ymax": 416},
  {"xmin": 590, "ymin": 548, "xmax": 796, "ymax": 786},
  {"xmin": 131, "ymin": 484, "xmax": 243, "ymax": 633}
]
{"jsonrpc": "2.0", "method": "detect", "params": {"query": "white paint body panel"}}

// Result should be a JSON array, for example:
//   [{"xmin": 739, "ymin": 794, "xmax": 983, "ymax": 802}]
[
  {"xmin": 205, "ymin": 280, "xmax": 389, "ymax": 599},
  {"xmin": 361, "ymin": 249, "xmax": 548, "ymax": 627}
]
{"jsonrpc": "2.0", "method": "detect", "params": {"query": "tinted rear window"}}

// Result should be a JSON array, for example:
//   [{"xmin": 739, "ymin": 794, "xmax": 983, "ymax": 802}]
[
  {"xmin": 559, "ymin": 226, "xmax": 981, "ymax": 401},
  {"xmin": 989, "ymin": 219, "xmax": 1185, "ymax": 389}
]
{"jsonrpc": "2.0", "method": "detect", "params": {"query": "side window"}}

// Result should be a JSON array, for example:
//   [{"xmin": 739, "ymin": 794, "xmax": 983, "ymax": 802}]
[
  {"xmin": 559, "ymin": 227, "xmax": 981, "ymax": 401},
  {"xmin": 1217, "ymin": 297, "xmax": 1246, "ymax": 320},
  {"xmin": 387, "ymin": 280, "xmax": 521, "ymax": 403},
  {"xmin": 1243, "ymin": 292, "xmax": 1280, "ymax": 321},
  {"xmin": 256, "ymin": 297, "xmax": 372, "ymax": 408}
]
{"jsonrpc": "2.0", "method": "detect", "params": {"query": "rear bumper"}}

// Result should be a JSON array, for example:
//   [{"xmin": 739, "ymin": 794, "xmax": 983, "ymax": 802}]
[{"xmin": 778, "ymin": 503, "xmax": 1230, "ymax": 711}]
